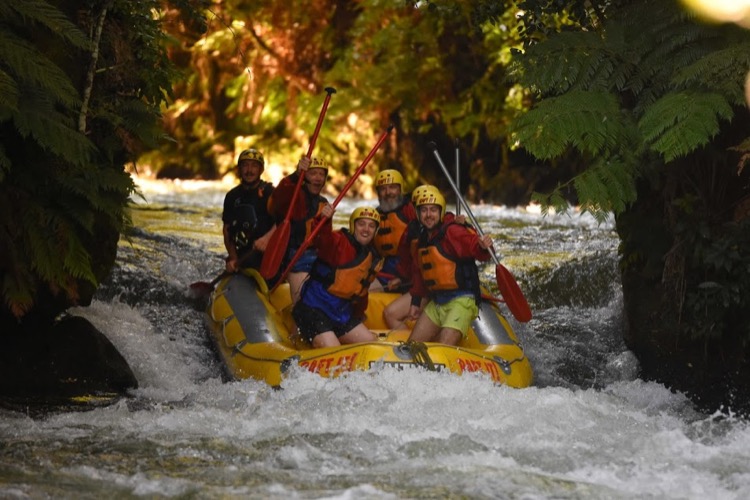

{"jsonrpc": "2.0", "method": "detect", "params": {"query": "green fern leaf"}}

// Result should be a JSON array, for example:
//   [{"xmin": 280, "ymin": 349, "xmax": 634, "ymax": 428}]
[
  {"xmin": 4, "ymin": 0, "xmax": 91, "ymax": 50},
  {"xmin": 639, "ymin": 91, "xmax": 733, "ymax": 162},
  {"xmin": 0, "ymin": 30, "xmax": 81, "ymax": 109},
  {"xmin": 672, "ymin": 44, "xmax": 750, "ymax": 106},
  {"xmin": 510, "ymin": 90, "xmax": 628, "ymax": 159},
  {"xmin": 12, "ymin": 92, "xmax": 94, "ymax": 165},
  {"xmin": 0, "ymin": 68, "xmax": 19, "ymax": 112},
  {"xmin": 510, "ymin": 31, "xmax": 614, "ymax": 94},
  {"xmin": 63, "ymin": 231, "xmax": 97, "ymax": 284}
]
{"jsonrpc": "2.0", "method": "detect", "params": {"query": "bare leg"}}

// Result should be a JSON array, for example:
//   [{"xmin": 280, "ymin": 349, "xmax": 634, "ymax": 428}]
[
  {"xmin": 408, "ymin": 313, "xmax": 441, "ymax": 342},
  {"xmin": 287, "ymin": 271, "xmax": 308, "ymax": 303},
  {"xmin": 385, "ymin": 294, "xmax": 427, "ymax": 330},
  {"xmin": 436, "ymin": 327, "xmax": 462, "ymax": 346},
  {"xmin": 312, "ymin": 331, "xmax": 340, "ymax": 348},
  {"xmin": 339, "ymin": 323, "xmax": 377, "ymax": 344},
  {"xmin": 383, "ymin": 293, "xmax": 412, "ymax": 329}
]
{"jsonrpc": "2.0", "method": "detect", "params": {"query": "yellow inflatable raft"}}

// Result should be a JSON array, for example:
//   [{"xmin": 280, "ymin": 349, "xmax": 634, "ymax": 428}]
[{"xmin": 205, "ymin": 269, "xmax": 533, "ymax": 388}]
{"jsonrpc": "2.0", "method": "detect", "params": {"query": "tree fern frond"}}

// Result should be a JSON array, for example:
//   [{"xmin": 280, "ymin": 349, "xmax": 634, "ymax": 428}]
[
  {"xmin": 620, "ymin": 5, "xmax": 707, "ymax": 100},
  {"xmin": 568, "ymin": 158, "xmax": 638, "ymax": 220},
  {"xmin": 672, "ymin": 44, "xmax": 750, "ymax": 106},
  {"xmin": 92, "ymin": 167, "xmax": 136, "ymax": 195},
  {"xmin": 13, "ymin": 92, "xmax": 94, "ymax": 164},
  {"xmin": 1, "ymin": 272, "xmax": 35, "ymax": 318},
  {"xmin": 55, "ymin": 193, "xmax": 96, "ymax": 233},
  {"xmin": 639, "ymin": 91, "xmax": 733, "ymax": 163},
  {"xmin": 113, "ymin": 98, "xmax": 166, "ymax": 148},
  {"xmin": 7, "ymin": 0, "xmax": 91, "ymax": 50},
  {"xmin": 63, "ymin": 231, "xmax": 97, "ymax": 284},
  {"xmin": 531, "ymin": 189, "xmax": 571, "ymax": 217},
  {"xmin": 0, "ymin": 30, "xmax": 81, "ymax": 109},
  {"xmin": 23, "ymin": 207, "xmax": 62, "ymax": 284},
  {"xmin": 0, "ymin": 69, "xmax": 19, "ymax": 112},
  {"xmin": 510, "ymin": 90, "xmax": 628, "ymax": 159},
  {"xmin": 510, "ymin": 31, "xmax": 614, "ymax": 95}
]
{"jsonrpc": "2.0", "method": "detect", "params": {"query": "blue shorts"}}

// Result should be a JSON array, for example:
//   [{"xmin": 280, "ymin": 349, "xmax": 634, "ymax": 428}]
[{"xmin": 287, "ymin": 247, "xmax": 317, "ymax": 273}]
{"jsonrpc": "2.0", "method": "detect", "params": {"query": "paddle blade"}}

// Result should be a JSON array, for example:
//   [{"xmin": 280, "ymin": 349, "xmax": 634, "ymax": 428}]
[
  {"xmin": 260, "ymin": 221, "xmax": 290, "ymax": 279},
  {"xmin": 496, "ymin": 264, "xmax": 532, "ymax": 322}
]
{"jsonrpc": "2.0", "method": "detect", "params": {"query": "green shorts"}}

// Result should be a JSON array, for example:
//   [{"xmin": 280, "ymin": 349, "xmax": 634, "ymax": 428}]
[{"xmin": 423, "ymin": 295, "xmax": 478, "ymax": 339}]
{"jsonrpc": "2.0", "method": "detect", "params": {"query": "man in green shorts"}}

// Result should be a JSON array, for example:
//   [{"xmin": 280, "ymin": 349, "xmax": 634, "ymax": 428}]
[{"xmin": 406, "ymin": 185, "xmax": 494, "ymax": 346}]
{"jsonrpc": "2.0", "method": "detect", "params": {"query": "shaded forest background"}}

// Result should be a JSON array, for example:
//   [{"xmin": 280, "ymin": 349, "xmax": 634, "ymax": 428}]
[{"xmin": 146, "ymin": 0, "xmax": 561, "ymax": 205}]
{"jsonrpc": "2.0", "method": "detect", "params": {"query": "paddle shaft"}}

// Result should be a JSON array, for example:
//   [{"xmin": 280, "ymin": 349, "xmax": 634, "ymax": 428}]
[
  {"xmin": 284, "ymin": 87, "xmax": 337, "ymax": 222},
  {"xmin": 429, "ymin": 142, "xmax": 532, "ymax": 322},
  {"xmin": 269, "ymin": 124, "xmax": 394, "ymax": 294},
  {"xmin": 189, "ymin": 249, "xmax": 258, "ymax": 294},
  {"xmin": 259, "ymin": 87, "xmax": 335, "ymax": 279},
  {"xmin": 454, "ymin": 138, "xmax": 460, "ymax": 216},
  {"xmin": 428, "ymin": 143, "xmax": 500, "ymax": 266}
]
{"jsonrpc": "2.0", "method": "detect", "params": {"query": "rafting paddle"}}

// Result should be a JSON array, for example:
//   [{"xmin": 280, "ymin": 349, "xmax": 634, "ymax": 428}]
[
  {"xmin": 428, "ymin": 142, "xmax": 532, "ymax": 323},
  {"xmin": 455, "ymin": 138, "xmax": 460, "ymax": 216},
  {"xmin": 269, "ymin": 124, "xmax": 395, "ymax": 294},
  {"xmin": 259, "ymin": 86, "xmax": 336, "ymax": 280},
  {"xmin": 188, "ymin": 250, "xmax": 258, "ymax": 299}
]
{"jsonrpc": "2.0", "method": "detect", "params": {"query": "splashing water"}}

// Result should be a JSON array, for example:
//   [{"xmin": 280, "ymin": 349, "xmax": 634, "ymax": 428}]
[{"xmin": 2, "ymin": 179, "xmax": 749, "ymax": 499}]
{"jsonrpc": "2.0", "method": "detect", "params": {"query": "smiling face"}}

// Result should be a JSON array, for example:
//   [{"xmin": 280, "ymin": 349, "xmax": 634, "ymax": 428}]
[
  {"xmin": 418, "ymin": 204, "xmax": 442, "ymax": 230},
  {"xmin": 305, "ymin": 168, "xmax": 327, "ymax": 194},
  {"xmin": 377, "ymin": 184, "xmax": 403, "ymax": 212},
  {"xmin": 238, "ymin": 160, "xmax": 263, "ymax": 186},
  {"xmin": 353, "ymin": 218, "xmax": 378, "ymax": 245}
]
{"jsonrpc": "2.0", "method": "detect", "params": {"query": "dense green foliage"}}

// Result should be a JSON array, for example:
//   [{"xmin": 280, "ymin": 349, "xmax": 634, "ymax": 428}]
[
  {"xmin": 0, "ymin": 0, "xmax": 181, "ymax": 319},
  {"xmin": 147, "ymin": 1, "xmax": 552, "ymax": 203},
  {"xmin": 510, "ymin": 1, "xmax": 750, "ymax": 220},
  {"xmin": 509, "ymin": 0, "xmax": 750, "ymax": 344}
]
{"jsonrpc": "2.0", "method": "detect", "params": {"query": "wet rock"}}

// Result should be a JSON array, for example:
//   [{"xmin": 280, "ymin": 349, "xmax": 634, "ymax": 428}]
[{"xmin": 0, "ymin": 314, "xmax": 137, "ymax": 411}]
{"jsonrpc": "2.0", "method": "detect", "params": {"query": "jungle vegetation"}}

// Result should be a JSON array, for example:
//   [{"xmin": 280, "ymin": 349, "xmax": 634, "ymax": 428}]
[
  {"xmin": 2, "ymin": 0, "xmax": 749, "ymax": 364},
  {"xmin": 0, "ymin": 0, "xmax": 201, "ymax": 320}
]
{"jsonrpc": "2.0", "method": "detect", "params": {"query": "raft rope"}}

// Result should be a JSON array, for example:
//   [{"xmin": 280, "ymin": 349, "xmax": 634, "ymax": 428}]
[{"xmin": 401, "ymin": 340, "xmax": 437, "ymax": 371}]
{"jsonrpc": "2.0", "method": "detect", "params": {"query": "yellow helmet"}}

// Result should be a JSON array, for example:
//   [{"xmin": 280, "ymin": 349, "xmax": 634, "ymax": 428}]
[
  {"xmin": 310, "ymin": 157, "xmax": 330, "ymax": 174},
  {"xmin": 238, "ymin": 148, "xmax": 264, "ymax": 167},
  {"xmin": 349, "ymin": 206, "xmax": 381, "ymax": 233},
  {"xmin": 413, "ymin": 185, "xmax": 445, "ymax": 222},
  {"xmin": 411, "ymin": 184, "xmax": 434, "ymax": 204},
  {"xmin": 375, "ymin": 169, "xmax": 404, "ymax": 188}
]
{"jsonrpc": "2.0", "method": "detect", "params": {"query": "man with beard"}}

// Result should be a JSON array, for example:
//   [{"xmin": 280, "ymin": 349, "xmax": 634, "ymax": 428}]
[
  {"xmin": 381, "ymin": 184, "xmax": 466, "ymax": 330},
  {"xmin": 292, "ymin": 205, "xmax": 383, "ymax": 347},
  {"xmin": 371, "ymin": 169, "xmax": 416, "ymax": 292},
  {"xmin": 406, "ymin": 186, "xmax": 493, "ymax": 346},
  {"xmin": 268, "ymin": 155, "xmax": 331, "ymax": 302},
  {"xmin": 222, "ymin": 148, "xmax": 276, "ymax": 274}
]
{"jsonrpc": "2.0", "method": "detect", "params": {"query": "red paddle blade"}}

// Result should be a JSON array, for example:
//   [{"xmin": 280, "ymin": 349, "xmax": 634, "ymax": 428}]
[
  {"xmin": 260, "ymin": 221, "xmax": 290, "ymax": 279},
  {"xmin": 496, "ymin": 264, "xmax": 532, "ymax": 322}
]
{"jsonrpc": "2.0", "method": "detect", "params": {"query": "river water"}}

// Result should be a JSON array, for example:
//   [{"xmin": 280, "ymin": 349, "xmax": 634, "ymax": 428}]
[{"xmin": 1, "ymin": 178, "xmax": 749, "ymax": 499}]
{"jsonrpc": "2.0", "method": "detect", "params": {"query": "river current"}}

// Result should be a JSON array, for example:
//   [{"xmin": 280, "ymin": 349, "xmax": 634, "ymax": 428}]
[{"xmin": 1, "ymin": 177, "xmax": 749, "ymax": 499}]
